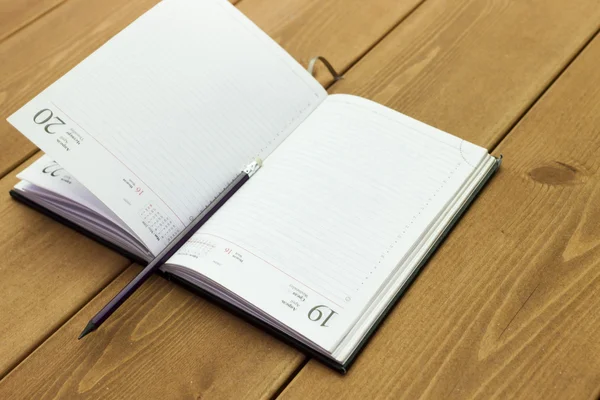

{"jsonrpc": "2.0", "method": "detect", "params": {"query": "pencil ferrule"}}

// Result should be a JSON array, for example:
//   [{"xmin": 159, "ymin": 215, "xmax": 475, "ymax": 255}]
[{"xmin": 243, "ymin": 159, "xmax": 262, "ymax": 177}]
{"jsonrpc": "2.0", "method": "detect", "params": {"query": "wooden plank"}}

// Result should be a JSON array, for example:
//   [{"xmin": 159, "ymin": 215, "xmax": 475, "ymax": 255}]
[
  {"xmin": 0, "ymin": 0, "xmax": 424, "ymax": 389},
  {"xmin": 327, "ymin": 0, "xmax": 600, "ymax": 149},
  {"xmin": 0, "ymin": 0, "xmax": 422, "ymax": 179},
  {"xmin": 0, "ymin": 0, "xmax": 65, "ymax": 42},
  {"xmin": 280, "ymin": 21, "xmax": 600, "ymax": 400},
  {"xmin": 0, "ymin": 155, "xmax": 131, "ymax": 376},
  {"xmin": 0, "ymin": 0, "xmax": 238, "ymax": 43},
  {"xmin": 0, "ymin": 266, "xmax": 303, "ymax": 398},
  {"xmin": 238, "ymin": 0, "xmax": 424, "ymax": 85}
]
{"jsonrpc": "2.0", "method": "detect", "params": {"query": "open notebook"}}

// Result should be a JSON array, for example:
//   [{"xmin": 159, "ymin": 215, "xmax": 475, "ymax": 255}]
[{"xmin": 7, "ymin": 0, "xmax": 500, "ymax": 372}]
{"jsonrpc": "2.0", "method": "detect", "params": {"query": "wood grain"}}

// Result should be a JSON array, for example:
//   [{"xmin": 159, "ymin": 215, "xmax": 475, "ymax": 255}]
[
  {"xmin": 281, "ymin": 30, "xmax": 600, "ymax": 400},
  {"xmin": 328, "ymin": 0, "xmax": 600, "ymax": 149},
  {"xmin": 238, "ymin": 0, "xmax": 424, "ymax": 85},
  {"xmin": 0, "ymin": 266, "xmax": 303, "ymax": 399},
  {"xmin": 0, "ymin": 0, "xmax": 422, "ymax": 179},
  {"xmin": 0, "ymin": 0, "xmax": 64, "ymax": 42},
  {"xmin": 0, "ymin": 154, "xmax": 131, "ymax": 377},
  {"xmin": 0, "ymin": 0, "xmax": 239, "ymax": 43}
]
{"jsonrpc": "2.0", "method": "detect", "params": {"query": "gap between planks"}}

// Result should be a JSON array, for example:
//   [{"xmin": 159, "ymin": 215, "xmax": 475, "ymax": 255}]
[
  {"xmin": 488, "ymin": 27, "xmax": 600, "ymax": 152},
  {"xmin": 0, "ymin": 259, "xmax": 131, "ymax": 381},
  {"xmin": 0, "ymin": 0, "xmax": 67, "ymax": 44}
]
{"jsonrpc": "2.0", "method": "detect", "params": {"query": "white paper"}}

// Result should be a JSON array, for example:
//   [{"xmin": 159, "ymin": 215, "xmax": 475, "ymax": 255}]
[
  {"xmin": 8, "ymin": 0, "xmax": 325, "ymax": 255},
  {"xmin": 17, "ymin": 155, "xmax": 128, "ymax": 228},
  {"xmin": 167, "ymin": 94, "xmax": 488, "ymax": 350}
]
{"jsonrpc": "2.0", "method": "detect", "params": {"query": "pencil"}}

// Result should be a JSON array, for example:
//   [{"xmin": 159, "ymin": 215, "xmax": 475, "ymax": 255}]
[{"xmin": 78, "ymin": 159, "xmax": 262, "ymax": 339}]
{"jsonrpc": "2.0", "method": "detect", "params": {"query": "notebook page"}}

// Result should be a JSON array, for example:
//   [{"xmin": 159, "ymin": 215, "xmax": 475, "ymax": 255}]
[
  {"xmin": 167, "ymin": 94, "xmax": 488, "ymax": 350},
  {"xmin": 17, "ymin": 155, "xmax": 127, "ymax": 229},
  {"xmin": 7, "ymin": 0, "xmax": 326, "ymax": 255}
]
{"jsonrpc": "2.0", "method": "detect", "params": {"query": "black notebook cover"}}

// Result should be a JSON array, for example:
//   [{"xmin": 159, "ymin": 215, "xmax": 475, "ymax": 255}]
[{"xmin": 9, "ymin": 156, "xmax": 501, "ymax": 373}]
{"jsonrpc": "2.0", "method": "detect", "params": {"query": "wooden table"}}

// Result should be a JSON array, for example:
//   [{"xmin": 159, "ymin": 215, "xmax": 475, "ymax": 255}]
[{"xmin": 1, "ymin": 0, "xmax": 599, "ymax": 398}]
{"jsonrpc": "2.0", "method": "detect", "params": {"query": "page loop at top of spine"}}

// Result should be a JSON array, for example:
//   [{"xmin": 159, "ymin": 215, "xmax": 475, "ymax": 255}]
[{"xmin": 307, "ymin": 56, "xmax": 343, "ymax": 82}]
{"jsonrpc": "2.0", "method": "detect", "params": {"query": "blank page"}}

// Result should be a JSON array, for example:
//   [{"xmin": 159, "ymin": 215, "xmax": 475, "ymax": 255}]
[
  {"xmin": 8, "ymin": 0, "xmax": 325, "ymax": 255},
  {"xmin": 167, "ymin": 94, "xmax": 488, "ymax": 350}
]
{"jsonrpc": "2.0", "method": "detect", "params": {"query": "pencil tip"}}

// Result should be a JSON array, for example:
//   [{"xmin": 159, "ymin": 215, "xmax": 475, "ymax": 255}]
[{"xmin": 78, "ymin": 322, "xmax": 97, "ymax": 340}]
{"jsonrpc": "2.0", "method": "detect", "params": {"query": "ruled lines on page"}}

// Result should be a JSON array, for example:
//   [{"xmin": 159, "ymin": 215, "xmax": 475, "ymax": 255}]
[
  {"xmin": 167, "ymin": 94, "xmax": 487, "ymax": 349},
  {"xmin": 7, "ymin": 0, "xmax": 326, "ymax": 255}
]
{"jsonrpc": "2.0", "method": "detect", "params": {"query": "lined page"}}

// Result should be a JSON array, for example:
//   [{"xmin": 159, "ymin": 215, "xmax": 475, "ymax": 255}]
[
  {"xmin": 17, "ymin": 155, "xmax": 126, "ymax": 227},
  {"xmin": 167, "ymin": 94, "xmax": 488, "ymax": 350},
  {"xmin": 7, "ymin": 0, "xmax": 326, "ymax": 255}
]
